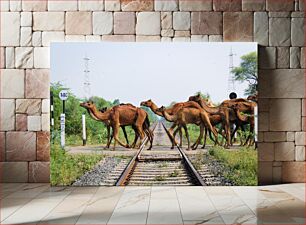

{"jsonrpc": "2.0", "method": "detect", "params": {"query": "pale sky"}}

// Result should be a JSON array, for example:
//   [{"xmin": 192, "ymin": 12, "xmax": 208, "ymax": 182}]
[{"xmin": 51, "ymin": 42, "xmax": 257, "ymax": 106}]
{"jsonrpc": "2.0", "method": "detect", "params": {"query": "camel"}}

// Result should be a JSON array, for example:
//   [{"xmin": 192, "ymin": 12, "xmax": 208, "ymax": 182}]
[
  {"xmin": 158, "ymin": 106, "xmax": 219, "ymax": 151},
  {"xmin": 80, "ymin": 101, "xmax": 153, "ymax": 150},
  {"xmin": 247, "ymin": 94, "xmax": 258, "ymax": 103},
  {"xmin": 140, "ymin": 99, "xmax": 215, "ymax": 149},
  {"xmin": 188, "ymin": 94, "xmax": 233, "ymax": 148}
]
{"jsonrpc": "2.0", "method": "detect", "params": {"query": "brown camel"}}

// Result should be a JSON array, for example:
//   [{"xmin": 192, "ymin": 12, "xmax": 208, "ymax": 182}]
[
  {"xmin": 140, "ymin": 99, "xmax": 212, "ymax": 149},
  {"xmin": 233, "ymin": 107, "xmax": 255, "ymax": 146},
  {"xmin": 80, "ymin": 102, "xmax": 153, "ymax": 150},
  {"xmin": 158, "ymin": 106, "xmax": 219, "ymax": 150},
  {"xmin": 188, "ymin": 94, "xmax": 233, "ymax": 148}
]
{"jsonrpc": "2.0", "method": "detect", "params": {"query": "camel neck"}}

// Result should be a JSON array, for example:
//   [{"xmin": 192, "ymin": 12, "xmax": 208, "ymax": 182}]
[
  {"xmin": 199, "ymin": 99, "xmax": 219, "ymax": 114},
  {"xmin": 90, "ymin": 105, "xmax": 109, "ymax": 121},
  {"xmin": 162, "ymin": 110, "xmax": 175, "ymax": 122},
  {"xmin": 150, "ymin": 103, "xmax": 163, "ymax": 117}
]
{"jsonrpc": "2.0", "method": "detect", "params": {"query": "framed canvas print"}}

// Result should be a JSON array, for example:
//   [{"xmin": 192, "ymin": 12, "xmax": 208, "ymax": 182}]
[{"xmin": 50, "ymin": 42, "xmax": 258, "ymax": 186}]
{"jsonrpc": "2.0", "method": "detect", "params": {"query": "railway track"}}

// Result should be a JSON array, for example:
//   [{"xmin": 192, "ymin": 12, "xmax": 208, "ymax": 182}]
[{"xmin": 116, "ymin": 121, "xmax": 206, "ymax": 186}]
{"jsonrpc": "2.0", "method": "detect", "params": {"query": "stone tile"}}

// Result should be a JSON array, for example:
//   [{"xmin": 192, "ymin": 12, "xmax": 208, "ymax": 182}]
[
  {"xmin": 254, "ymin": 12, "xmax": 268, "ymax": 46},
  {"xmin": 25, "ymin": 69, "xmax": 50, "ymax": 98},
  {"xmin": 299, "ymin": 0, "xmax": 304, "ymax": 11},
  {"xmin": 258, "ymin": 143, "xmax": 274, "ymax": 161},
  {"xmin": 66, "ymin": 12, "xmax": 92, "ymax": 35},
  {"xmin": 258, "ymin": 162, "xmax": 273, "ymax": 185},
  {"xmin": 9, "ymin": 1, "xmax": 21, "ymax": 12},
  {"xmin": 102, "ymin": 35, "xmax": 135, "ymax": 42},
  {"xmin": 259, "ymin": 47, "xmax": 276, "ymax": 69},
  {"xmin": 78, "ymin": 0, "xmax": 104, "ymax": 10},
  {"xmin": 42, "ymin": 32, "xmax": 65, "ymax": 47},
  {"xmin": 41, "ymin": 113, "xmax": 50, "ymax": 131},
  {"xmin": 0, "ymin": 132, "xmax": 5, "ymax": 161},
  {"xmin": 136, "ymin": 36, "xmax": 161, "ymax": 42},
  {"xmin": 264, "ymin": 132, "xmax": 286, "ymax": 142},
  {"xmin": 258, "ymin": 98, "xmax": 269, "ymax": 112},
  {"xmin": 136, "ymin": 12, "xmax": 160, "ymax": 35},
  {"xmin": 1, "ymin": 12, "xmax": 20, "ymax": 46},
  {"xmin": 275, "ymin": 142, "xmax": 295, "ymax": 161},
  {"xmin": 42, "ymin": 99, "xmax": 50, "ymax": 113},
  {"xmin": 266, "ymin": 0, "xmax": 294, "ymax": 11},
  {"xmin": 29, "ymin": 162, "xmax": 50, "ymax": 183},
  {"xmin": 1, "ymin": 0, "xmax": 9, "ymax": 11},
  {"xmin": 93, "ymin": 12, "xmax": 113, "ymax": 35},
  {"xmin": 65, "ymin": 35, "xmax": 86, "ymax": 42},
  {"xmin": 191, "ymin": 12, "xmax": 222, "ymax": 35},
  {"xmin": 291, "ymin": 18, "xmax": 304, "ymax": 47},
  {"xmin": 272, "ymin": 165, "xmax": 282, "ymax": 184},
  {"xmin": 121, "ymin": 0, "xmax": 154, "ymax": 11},
  {"xmin": 105, "ymin": 0, "xmax": 120, "ymax": 11},
  {"xmin": 27, "ymin": 115, "xmax": 41, "ymax": 131},
  {"xmin": 16, "ymin": 114, "xmax": 27, "ymax": 131},
  {"xmin": 208, "ymin": 35, "xmax": 222, "ymax": 42},
  {"xmin": 155, "ymin": 0, "xmax": 178, "ymax": 11},
  {"xmin": 33, "ymin": 12, "xmax": 65, "ymax": 31},
  {"xmin": 0, "ymin": 69, "xmax": 24, "ymax": 98},
  {"xmin": 286, "ymin": 132, "xmax": 295, "ymax": 142},
  {"xmin": 48, "ymin": 0, "xmax": 78, "ymax": 11},
  {"xmin": 179, "ymin": 0, "xmax": 212, "ymax": 11},
  {"xmin": 295, "ymin": 132, "xmax": 305, "ymax": 146},
  {"xmin": 21, "ymin": 12, "xmax": 32, "ymax": 27},
  {"xmin": 0, "ymin": 47, "xmax": 4, "ymax": 69},
  {"xmin": 114, "ymin": 12, "xmax": 135, "ymax": 35},
  {"xmin": 0, "ymin": 162, "xmax": 28, "ymax": 182},
  {"xmin": 175, "ymin": 30, "xmax": 190, "ymax": 37},
  {"xmin": 290, "ymin": 47, "xmax": 301, "ymax": 69},
  {"xmin": 223, "ymin": 12, "xmax": 253, "ymax": 42},
  {"xmin": 85, "ymin": 35, "xmax": 101, "ymax": 42},
  {"xmin": 161, "ymin": 37, "xmax": 172, "ymax": 42},
  {"xmin": 242, "ymin": 0, "xmax": 265, "ymax": 11},
  {"xmin": 301, "ymin": 47, "xmax": 305, "ymax": 69},
  {"xmin": 0, "ymin": 99, "xmax": 15, "ymax": 131},
  {"xmin": 276, "ymin": 47, "xmax": 289, "ymax": 69},
  {"xmin": 6, "ymin": 132, "xmax": 36, "ymax": 161},
  {"xmin": 269, "ymin": 18, "xmax": 290, "ymax": 46},
  {"xmin": 258, "ymin": 69, "xmax": 304, "ymax": 98},
  {"xmin": 161, "ymin": 29, "xmax": 174, "ymax": 37},
  {"xmin": 282, "ymin": 162, "xmax": 305, "ymax": 182},
  {"xmin": 269, "ymin": 99, "xmax": 301, "ymax": 132},
  {"xmin": 22, "ymin": 0, "xmax": 47, "ymax": 11},
  {"xmin": 5, "ymin": 47, "xmax": 14, "ymax": 68},
  {"xmin": 213, "ymin": 0, "xmax": 242, "ymax": 11},
  {"xmin": 173, "ymin": 12, "xmax": 190, "ymax": 31},
  {"xmin": 191, "ymin": 35, "xmax": 208, "ymax": 42},
  {"xmin": 161, "ymin": 12, "xmax": 172, "ymax": 29},
  {"xmin": 32, "ymin": 31, "xmax": 42, "ymax": 47},
  {"xmin": 258, "ymin": 112, "xmax": 269, "ymax": 131},
  {"xmin": 15, "ymin": 47, "xmax": 33, "ymax": 68},
  {"xmin": 291, "ymin": 12, "xmax": 305, "ymax": 18},
  {"xmin": 295, "ymin": 146, "xmax": 305, "ymax": 161},
  {"xmin": 37, "ymin": 131, "xmax": 50, "ymax": 161},
  {"xmin": 16, "ymin": 99, "xmax": 41, "ymax": 115},
  {"xmin": 33, "ymin": 47, "xmax": 50, "ymax": 68},
  {"xmin": 268, "ymin": 12, "xmax": 290, "ymax": 18},
  {"xmin": 20, "ymin": 27, "xmax": 32, "ymax": 47},
  {"xmin": 173, "ymin": 37, "xmax": 190, "ymax": 42}
]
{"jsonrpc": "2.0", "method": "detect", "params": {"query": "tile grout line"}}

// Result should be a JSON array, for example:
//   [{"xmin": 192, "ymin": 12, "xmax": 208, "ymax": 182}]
[
  {"xmin": 174, "ymin": 187, "xmax": 185, "ymax": 225},
  {"xmin": 145, "ymin": 186, "xmax": 152, "ymax": 225},
  {"xmin": 106, "ymin": 186, "xmax": 126, "ymax": 225}
]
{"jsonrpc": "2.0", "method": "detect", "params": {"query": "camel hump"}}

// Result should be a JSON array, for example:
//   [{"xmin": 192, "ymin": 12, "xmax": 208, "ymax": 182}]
[{"xmin": 119, "ymin": 103, "xmax": 136, "ymax": 108}]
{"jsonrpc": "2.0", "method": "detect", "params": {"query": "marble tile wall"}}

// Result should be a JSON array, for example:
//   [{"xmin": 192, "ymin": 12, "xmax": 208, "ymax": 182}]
[{"xmin": 0, "ymin": 0, "xmax": 305, "ymax": 184}]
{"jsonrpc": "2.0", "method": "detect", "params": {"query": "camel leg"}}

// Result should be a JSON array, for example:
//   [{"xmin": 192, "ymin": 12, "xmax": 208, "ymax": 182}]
[
  {"xmin": 121, "ymin": 126, "xmax": 130, "ymax": 148},
  {"xmin": 112, "ymin": 123, "xmax": 129, "ymax": 150},
  {"xmin": 231, "ymin": 124, "xmax": 240, "ymax": 146},
  {"xmin": 182, "ymin": 125, "xmax": 190, "ymax": 151},
  {"xmin": 192, "ymin": 125, "xmax": 204, "ymax": 150},
  {"xmin": 130, "ymin": 126, "xmax": 139, "ymax": 149},
  {"xmin": 179, "ymin": 128, "xmax": 183, "ymax": 147},
  {"xmin": 105, "ymin": 125, "xmax": 111, "ymax": 149},
  {"xmin": 222, "ymin": 110, "xmax": 231, "ymax": 149},
  {"xmin": 200, "ymin": 112, "xmax": 220, "ymax": 146},
  {"xmin": 168, "ymin": 123, "xmax": 177, "ymax": 149},
  {"xmin": 202, "ymin": 128, "xmax": 208, "ymax": 149}
]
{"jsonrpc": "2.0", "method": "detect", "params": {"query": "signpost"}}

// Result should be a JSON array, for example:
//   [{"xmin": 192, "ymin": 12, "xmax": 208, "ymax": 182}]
[{"xmin": 59, "ymin": 90, "xmax": 69, "ymax": 148}]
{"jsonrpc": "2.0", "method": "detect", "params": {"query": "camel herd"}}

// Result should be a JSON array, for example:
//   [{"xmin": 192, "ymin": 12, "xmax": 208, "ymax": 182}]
[{"xmin": 80, "ymin": 93, "xmax": 257, "ymax": 151}]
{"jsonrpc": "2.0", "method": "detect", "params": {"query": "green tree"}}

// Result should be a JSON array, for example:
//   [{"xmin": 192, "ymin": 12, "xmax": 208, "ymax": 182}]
[
  {"xmin": 195, "ymin": 91, "xmax": 211, "ymax": 101},
  {"xmin": 231, "ymin": 52, "xmax": 258, "ymax": 96}
]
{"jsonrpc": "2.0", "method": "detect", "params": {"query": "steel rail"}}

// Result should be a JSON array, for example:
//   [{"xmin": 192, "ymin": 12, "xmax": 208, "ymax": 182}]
[
  {"xmin": 115, "ymin": 122, "xmax": 158, "ymax": 186},
  {"xmin": 161, "ymin": 122, "xmax": 206, "ymax": 186}
]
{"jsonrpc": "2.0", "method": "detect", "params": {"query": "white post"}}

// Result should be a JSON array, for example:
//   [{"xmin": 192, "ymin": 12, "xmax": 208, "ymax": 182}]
[
  {"xmin": 254, "ymin": 105, "xmax": 258, "ymax": 142},
  {"xmin": 60, "ymin": 113, "xmax": 65, "ymax": 148},
  {"xmin": 82, "ymin": 114, "xmax": 86, "ymax": 146}
]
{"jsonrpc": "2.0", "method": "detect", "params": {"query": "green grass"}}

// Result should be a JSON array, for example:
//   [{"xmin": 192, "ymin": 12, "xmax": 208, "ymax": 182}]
[
  {"xmin": 50, "ymin": 144, "xmax": 104, "ymax": 186},
  {"xmin": 208, "ymin": 146, "xmax": 258, "ymax": 186}
]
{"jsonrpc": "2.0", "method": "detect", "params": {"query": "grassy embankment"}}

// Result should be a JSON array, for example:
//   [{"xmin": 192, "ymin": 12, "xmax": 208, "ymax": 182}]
[{"xmin": 208, "ymin": 146, "xmax": 258, "ymax": 185}]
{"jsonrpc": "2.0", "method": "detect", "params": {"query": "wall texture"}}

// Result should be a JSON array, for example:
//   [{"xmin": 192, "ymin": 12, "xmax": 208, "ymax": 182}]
[{"xmin": 0, "ymin": 0, "xmax": 305, "ymax": 184}]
